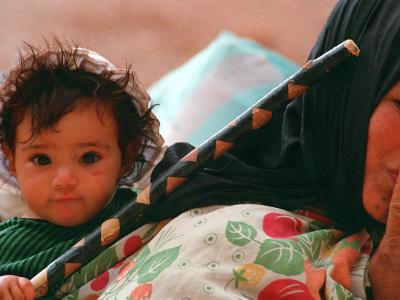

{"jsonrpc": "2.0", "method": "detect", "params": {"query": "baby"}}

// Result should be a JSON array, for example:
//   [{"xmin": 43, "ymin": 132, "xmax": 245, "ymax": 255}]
[{"xmin": 0, "ymin": 41, "xmax": 163, "ymax": 298}]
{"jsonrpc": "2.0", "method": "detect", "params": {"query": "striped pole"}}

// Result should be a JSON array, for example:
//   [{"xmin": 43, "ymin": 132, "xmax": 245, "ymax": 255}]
[{"xmin": 31, "ymin": 39, "xmax": 359, "ymax": 297}]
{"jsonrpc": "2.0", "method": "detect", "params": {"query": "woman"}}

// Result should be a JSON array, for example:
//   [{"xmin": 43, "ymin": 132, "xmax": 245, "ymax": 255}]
[
  {"xmin": 148, "ymin": 0, "xmax": 400, "ymax": 298},
  {"xmin": 11, "ymin": 0, "xmax": 398, "ymax": 298},
  {"xmin": 294, "ymin": 1, "xmax": 400, "ymax": 296}
]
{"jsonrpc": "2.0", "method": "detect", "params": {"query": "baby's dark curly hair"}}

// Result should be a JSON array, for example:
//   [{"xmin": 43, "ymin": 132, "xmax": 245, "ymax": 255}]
[{"xmin": 0, "ymin": 41, "xmax": 159, "ymax": 179}]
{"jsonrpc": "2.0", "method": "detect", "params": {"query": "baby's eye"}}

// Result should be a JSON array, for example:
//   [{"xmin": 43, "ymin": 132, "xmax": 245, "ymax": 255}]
[
  {"xmin": 80, "ymin": 152, "xmax": 101, "ymax": 164},
  {"xmin": 31, "ymin": 154, "xmax": 51, "ymax": 166}
]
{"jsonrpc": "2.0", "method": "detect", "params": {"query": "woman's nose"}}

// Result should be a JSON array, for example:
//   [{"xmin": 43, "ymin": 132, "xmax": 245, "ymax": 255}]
[{"xmin": 52, "ymin": 166, "xmax": 78, "ymax": 190}]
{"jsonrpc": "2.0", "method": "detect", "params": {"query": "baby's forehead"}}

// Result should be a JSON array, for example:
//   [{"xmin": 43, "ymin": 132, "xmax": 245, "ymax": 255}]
[
  {"xmin": 20, "ymin": 99, "xmax": 117, "ymax": 127},
  {"xmin": 16, "ymin": 95, "xmax": 115, "ymax": 123},
  {"xmin": 15, "ymin": 101, "xmax": 119, "ymax": 148}
]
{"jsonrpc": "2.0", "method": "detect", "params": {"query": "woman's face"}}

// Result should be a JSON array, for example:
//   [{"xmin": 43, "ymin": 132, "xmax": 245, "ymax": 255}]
[{"xmin": 363, "ymin": 82, "xmax": 400, "ymax": 223}]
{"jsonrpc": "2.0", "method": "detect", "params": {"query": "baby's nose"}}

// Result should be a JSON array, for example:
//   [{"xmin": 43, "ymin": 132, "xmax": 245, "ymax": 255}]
[{"xmin": 52, "ymin": 166, "xmax": 78, "ymax": 190}]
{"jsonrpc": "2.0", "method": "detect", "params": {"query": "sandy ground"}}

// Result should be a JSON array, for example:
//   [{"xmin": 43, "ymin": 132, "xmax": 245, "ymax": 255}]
[{"xmin": 0, "ymin": 0, "xmax": 336, "ymax": 87}]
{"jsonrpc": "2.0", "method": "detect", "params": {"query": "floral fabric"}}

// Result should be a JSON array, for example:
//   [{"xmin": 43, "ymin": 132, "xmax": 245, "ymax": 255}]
[{"xmin": 58, "ymin": 204, "xmax": 372, "ymax": 300}]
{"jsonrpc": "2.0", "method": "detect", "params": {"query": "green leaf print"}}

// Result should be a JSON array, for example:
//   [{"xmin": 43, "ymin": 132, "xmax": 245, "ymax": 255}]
[
  {"xmin": 54, "ymin": 280, "xmax": 76, "ymax": 299},
  {"xmin": 313, "ymin": 257, "xmax": 332, "ymax": 268},
  {"xmin": 136, "ymin": 245, "xmax": 151, "ymax": 265},
  {"xmin": 61, "ymin": 245, "xmax": 119, "ymax": 293},
  {"xmin": 59, "ymin": 288, "xmax": 79, "ymax": 300},
  {"xmin": 337, "ymin": 239, "xmax": 361, "ymax": 252},
  {"xmin": 254, "ymin": 239, "xmax": 304, "ymax": 276},
  {"xmin": 126, "ymin": 245, "xmax": 151, "ymax": 279},
  {"xmin": 142, "ymin": 223, "xmax": 160, "ymax": 240},
  {"xmin": 137, "ymin": 246, "xmax": 181, "ymax": 283},
  {"xmin": 226, "ymin": 221, "xmax": 257, "ymax": 246},
  {"xmin": 233, "ymin": 268, "xmax": 246, "ymax": 288},
  {"xmin": 297, "ymin": 230, "xmax": 332, "ymax": 260},
  {"xmin": 332, "ymin": 282, "xmax": 357, "ymax": 300},
  {"xmin": 309, "ymin": 220, "xmax": 330, "ymax": 231}
]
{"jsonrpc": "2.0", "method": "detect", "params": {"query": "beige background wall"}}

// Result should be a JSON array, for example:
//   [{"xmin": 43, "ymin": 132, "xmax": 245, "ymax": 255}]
[{"xmin": 0, "ymin": 0, "xmax": 336, "ymax": 87}]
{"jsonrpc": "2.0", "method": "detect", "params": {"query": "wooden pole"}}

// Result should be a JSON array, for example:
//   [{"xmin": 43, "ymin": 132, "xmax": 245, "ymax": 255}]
[{"xmin": 31, "ymin": 39, "xmax": 359, "ymax": 298}]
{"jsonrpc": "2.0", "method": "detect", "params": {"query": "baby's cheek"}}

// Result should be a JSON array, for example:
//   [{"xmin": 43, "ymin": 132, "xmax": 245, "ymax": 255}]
[
  {"xmin": 90, "ymin": 170, "xmax": 116, "ymax": 182},
  {"xmin": 89, "ymin": 171, "xmax": 119, "ymax": 191},
  {"xmin": 91, "ymin": 163, "xmax": 121, "ymax": 182},
  {"xmin": 18, "ymin": 175, "xmax": 45, "ymax": 194}
]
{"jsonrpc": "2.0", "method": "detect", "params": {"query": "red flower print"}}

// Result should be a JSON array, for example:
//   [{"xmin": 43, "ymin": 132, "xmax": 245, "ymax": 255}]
[
  {"xmin": 116, "ymin": 259, "xmax": 137, "ymax": 282},
  {"xmin": 130, "ymin": 283, "xmax": 152, "ymax": 300},
  {"xmin": 263, "ymin": 212, "xmax": 304, "ymax": 238},
  {"xmin": 90, "ymin": 271, "xmax": 110, "ymax": 291},
  {"xmin": 258, "ymin": 279, "xmax": 314, "ymax": 300},
  {"xmin": 124, "ymin": 235, "xmax": 143, "ymax": 256}
]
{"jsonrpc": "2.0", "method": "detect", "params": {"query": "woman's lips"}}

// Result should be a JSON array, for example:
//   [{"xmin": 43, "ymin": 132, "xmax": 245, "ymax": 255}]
[{"xmin": 388, "ymin": 169, "xmax": 399, "ymax": 183}]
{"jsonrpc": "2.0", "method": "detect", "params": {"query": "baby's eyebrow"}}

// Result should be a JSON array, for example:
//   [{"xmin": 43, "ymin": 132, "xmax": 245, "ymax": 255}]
[
  {"xmin": 19, "ymin": 141, "xmax": 111, "ymax": 151},
  {"xmin": 75, "ymin": 142, "xmax": 112, "ymax": 149},
  {"xmin": 20, "ymin": 143, "xmax": 53, "ymax": 151}
]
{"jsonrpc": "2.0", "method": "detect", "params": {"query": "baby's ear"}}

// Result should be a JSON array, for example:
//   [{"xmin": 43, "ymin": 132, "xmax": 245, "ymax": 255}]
[{"xmin": 1, "ymin": 144, "xmax": 16, "ymax": 175}]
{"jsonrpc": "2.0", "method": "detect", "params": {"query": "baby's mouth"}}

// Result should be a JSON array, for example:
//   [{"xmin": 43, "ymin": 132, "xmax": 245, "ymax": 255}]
[{"xmin": 54, "ymin": 195, "xmax": 79, "ymax": 202}]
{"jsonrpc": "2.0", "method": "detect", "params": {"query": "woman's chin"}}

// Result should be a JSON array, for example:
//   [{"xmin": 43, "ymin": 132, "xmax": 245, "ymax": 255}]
[{"xmin": 363, "ymin": 201, "xmax": 388, "ymax": 224}]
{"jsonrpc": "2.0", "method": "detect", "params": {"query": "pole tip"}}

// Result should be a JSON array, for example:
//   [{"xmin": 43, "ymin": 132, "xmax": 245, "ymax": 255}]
[
  {"xmin": 31, "ymin": 268, "xmax": 49, "ymax": 298},
  {"xmin": 343, "ymin": 39, "xmax": 360, "ymax": 57}
]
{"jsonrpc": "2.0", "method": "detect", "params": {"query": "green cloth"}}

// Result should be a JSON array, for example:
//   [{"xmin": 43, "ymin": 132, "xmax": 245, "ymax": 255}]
[{"xmin": 0, "ymin": 188, "xmax": 135, "ymax": 280}]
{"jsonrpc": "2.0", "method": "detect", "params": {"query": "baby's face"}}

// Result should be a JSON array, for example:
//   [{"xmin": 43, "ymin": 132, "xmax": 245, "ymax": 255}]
[{"xmin": 6, "ymin": 101, "xmax": 122, "ymax": 226}]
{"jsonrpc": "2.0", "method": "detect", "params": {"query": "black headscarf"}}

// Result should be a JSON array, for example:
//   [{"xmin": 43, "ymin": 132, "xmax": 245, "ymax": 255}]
[
  {"xmin": 150, "ymin": 0, "xmax": 400, "ymax": 232},
  {"xmin": 298, "ymin": 0, "xmax": 400, "ymax": 230}
]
